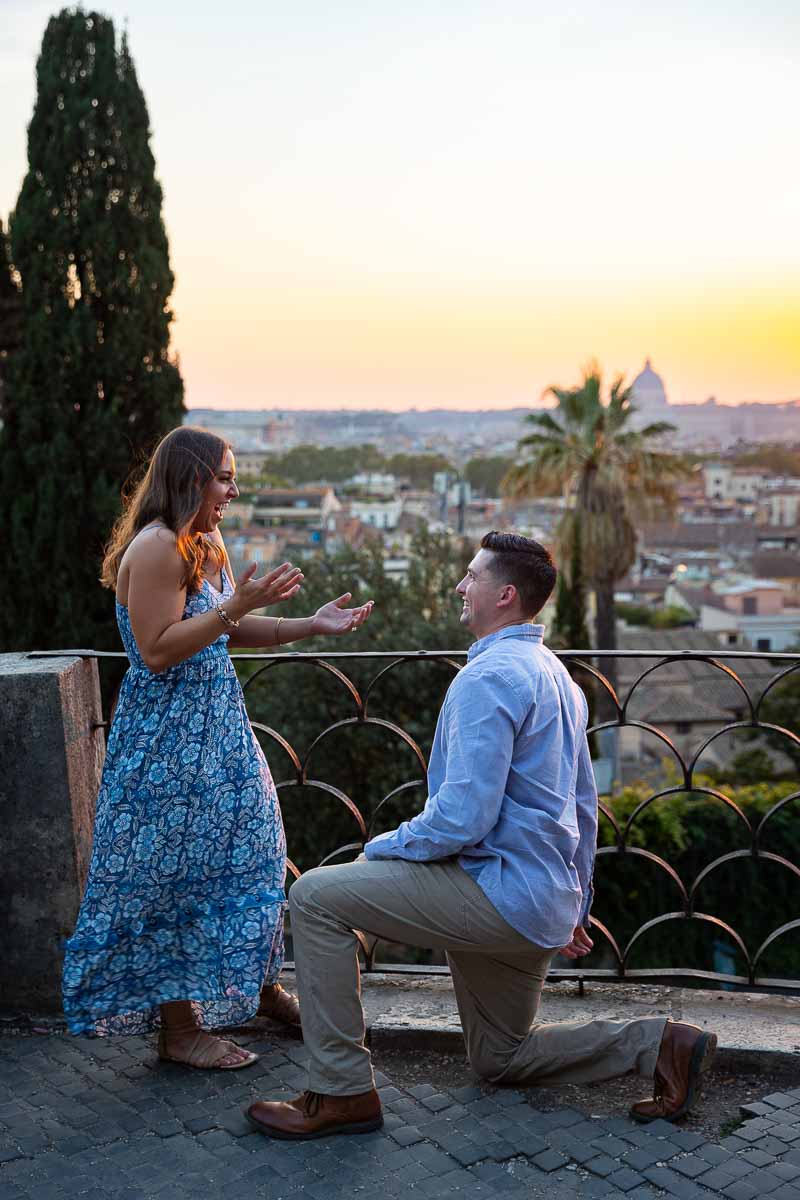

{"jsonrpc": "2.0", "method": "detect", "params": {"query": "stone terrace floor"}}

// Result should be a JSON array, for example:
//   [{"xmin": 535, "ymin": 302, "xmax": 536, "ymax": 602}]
[{"xmin": 2, "ymin": 1022, "xmax": 800, "ymax": 1200}]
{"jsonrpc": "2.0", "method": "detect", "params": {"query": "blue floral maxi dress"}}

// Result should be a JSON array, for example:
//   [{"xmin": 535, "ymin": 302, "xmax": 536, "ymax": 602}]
[{"xmin": 62, "ymin": 569, "xmax": 287, "ymax": 1035}]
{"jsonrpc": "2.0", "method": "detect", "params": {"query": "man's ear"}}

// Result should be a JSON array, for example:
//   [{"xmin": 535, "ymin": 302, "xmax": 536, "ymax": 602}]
[{"xmin": 497, "ymin": 583, "xmax": 517, "ymax": 610}]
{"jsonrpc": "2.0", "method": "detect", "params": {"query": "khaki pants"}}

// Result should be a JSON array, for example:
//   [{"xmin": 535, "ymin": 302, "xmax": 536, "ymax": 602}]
[{"xmin": 289, "ymin": 859, "xmax": 666, "ymax": 1096}]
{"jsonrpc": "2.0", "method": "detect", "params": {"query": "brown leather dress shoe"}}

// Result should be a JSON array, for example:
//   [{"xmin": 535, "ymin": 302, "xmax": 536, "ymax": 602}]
[
  {"xmin": 630, "ymin": 1020, "xmax": 718, "ymax": 1124},
  {"xmin": 257, "ymin": 982, "xmax": 301, "ymax": 1028},
  {"xmin": 246, "ymin": 1089, "xmax": 383, "ymax": 1140}
]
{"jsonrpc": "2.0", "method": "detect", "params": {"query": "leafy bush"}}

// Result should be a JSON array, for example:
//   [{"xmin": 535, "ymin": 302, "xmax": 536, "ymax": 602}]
[
  {"xmin": 593, "ymin": 770, "xmax": 800, "ymax": 981},
  {"xmin": 615, "ymin": 602, "xmax": 694, "ymax": 628}
]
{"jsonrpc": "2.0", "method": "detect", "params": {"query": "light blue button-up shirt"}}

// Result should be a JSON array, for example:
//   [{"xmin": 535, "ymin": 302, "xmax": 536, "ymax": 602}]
[{"xmin": 364, "ymin": 623, "xmax": 598, "ymax": 949}]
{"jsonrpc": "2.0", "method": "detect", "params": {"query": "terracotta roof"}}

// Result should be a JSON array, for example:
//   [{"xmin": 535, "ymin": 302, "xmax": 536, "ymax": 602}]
[
  {"xmin": 617, "ymin": 576, "xmax": 669, "ymax": 594},
  {"xmin": 630, "ymin": 689, "xmax": 731, "ymax": 724},
  {"xmin": 396, "ymin": 511, "xmax": 427, "ymax": 535},
  {"xmin": 756, "ymin": 525, "xmax": 800, "ymax": 541},
  {"xmin": 610, "ymin": 628, "xmax": 777, "ymax": 723},
  {"xmin": 255, "ymin": 488, "xmax": 329, "ymax": 504},
  {"xmin": 641, "ymin": 521, "xmax": 757, "ymax": 552},
  {"xmin": 669, "ymin": 584, "xmax": 723, "ymax": 612},
  {"xmin": 750, "ymin": 552, "xmax": 800, "ymax": 579}
]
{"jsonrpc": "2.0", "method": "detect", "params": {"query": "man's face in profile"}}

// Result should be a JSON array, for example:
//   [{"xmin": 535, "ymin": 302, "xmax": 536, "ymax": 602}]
[{"xmin": 455, "ymin": 549, "xmax": 503, "ymax": 637}]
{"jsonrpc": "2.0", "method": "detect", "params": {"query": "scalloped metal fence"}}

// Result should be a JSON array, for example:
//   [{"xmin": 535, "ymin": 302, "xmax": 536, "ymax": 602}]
[{"xmin": 31, "ymin": 647, "xmax": 800, "ymax": 994}]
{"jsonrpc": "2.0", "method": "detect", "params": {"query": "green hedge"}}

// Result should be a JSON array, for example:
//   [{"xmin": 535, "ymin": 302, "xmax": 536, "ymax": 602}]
[{"xmin": 593, "ymin": 771, "xmax": 800, "ymax": 981}]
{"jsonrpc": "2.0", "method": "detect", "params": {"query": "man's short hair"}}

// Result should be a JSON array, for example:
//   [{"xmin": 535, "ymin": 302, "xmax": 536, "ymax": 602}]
[{"xmin": 479, "ymin": 530, "xmax": 557, "ymax": 618}]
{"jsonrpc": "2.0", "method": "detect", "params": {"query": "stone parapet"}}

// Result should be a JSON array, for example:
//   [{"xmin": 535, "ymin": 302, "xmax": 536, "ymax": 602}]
[{"xmin": 0, "ymin": 653, "xmax": 104, "ymax": 1011}]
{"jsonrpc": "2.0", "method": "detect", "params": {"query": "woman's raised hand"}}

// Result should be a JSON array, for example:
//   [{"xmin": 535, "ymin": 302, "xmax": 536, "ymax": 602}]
[
  {"xmin": 231, "ymin": 562, "xmax": 304, "ymax": 616},
  {"xmin": 311, "ymin": 594, "xmax": 374, "ymax": 637}
]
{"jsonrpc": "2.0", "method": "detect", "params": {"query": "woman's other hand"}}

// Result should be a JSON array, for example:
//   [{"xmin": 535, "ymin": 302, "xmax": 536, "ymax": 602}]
[
  {"xmin": 311, "ymin": 594, "xmax": 374, "ymax": 637},
  {"xmin": 231, "ymin": 562, "xmax": 304, "ymax": 618}
]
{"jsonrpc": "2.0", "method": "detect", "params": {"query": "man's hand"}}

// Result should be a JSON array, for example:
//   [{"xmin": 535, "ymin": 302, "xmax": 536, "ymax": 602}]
[{"xmin": 559, "ymin": 925, "xmax": 593, "ymax": 959}]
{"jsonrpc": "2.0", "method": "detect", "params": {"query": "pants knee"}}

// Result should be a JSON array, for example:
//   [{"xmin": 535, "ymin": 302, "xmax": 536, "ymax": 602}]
[
  {"xmin": 468, "ymin": 1040, "xmax": 513, "ymax": 1084},
  {"xmin": 288, "ymin": 867, "xmax": 326, "ymax": 918}
]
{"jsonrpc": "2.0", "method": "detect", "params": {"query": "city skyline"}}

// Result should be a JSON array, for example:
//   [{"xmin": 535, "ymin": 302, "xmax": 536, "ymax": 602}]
[{"xmin": 2, "ymin": 1, "xmax": 798, "ymax": 411}]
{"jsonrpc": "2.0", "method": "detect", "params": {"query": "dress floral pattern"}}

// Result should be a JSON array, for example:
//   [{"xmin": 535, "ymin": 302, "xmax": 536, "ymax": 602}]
[{"xmin": 62, "ymin": 567, "xmax": 287, "ymax": 1035}]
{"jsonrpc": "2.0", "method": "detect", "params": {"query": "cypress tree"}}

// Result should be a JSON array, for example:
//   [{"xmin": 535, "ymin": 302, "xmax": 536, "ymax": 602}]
[
  {"xmin": 0, "ymin": 220, "xmax": 24, "ymax": 415},
  {"xmin": 552, "ymin": 571, "xmax": 572, "ymax": 647},
  {"xmin": 0, "ymin": 9, "xmax": 184, "ymax": 651},
  {"xmin": 552, "ymin": 517, "xmax": 597, "ymax": 745},
  {"xmin": 552, "ymin": 515, "xmax": 591, "ymax": 650}
]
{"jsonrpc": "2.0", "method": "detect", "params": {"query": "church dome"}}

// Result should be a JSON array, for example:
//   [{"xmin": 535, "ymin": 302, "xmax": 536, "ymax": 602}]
[{"xmin": 631, "ymin": 358, "xmax": 669, "ymax": 408}]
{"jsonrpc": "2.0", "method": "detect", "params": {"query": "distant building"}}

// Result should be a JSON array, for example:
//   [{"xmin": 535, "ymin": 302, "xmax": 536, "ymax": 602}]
[
  {"xmin": 703, "ymin": 463, "xmax": 765, "ymax": 503},
  {"xmin": 248, "ymin": 487, "xmax": 341, "ymax": 557},
  {"xmin": 614, "ymin": 577, "xmax": 670, "ymax": 609},
  {"xmin": 348, "ymin": 497, "xmax": 404, "ymax": 531},
  {"xmin": 757, "ymin": 488, "xmax": 800, "ymax": 528},
  {"xmin": 626, "ymin": 362, "xmax": 800, "ymax": 449},
  {"xmin": 225, "ymin": 526, "xmax": 282, "ymax": 573},
  {"xmin": 641, "ymin": 519, "xmax": 758, "ymax": 560},
  {"xmin": 324, "ymin": 511, "xmax": 383, "ymax": 554},
  {"xmin": 630, "ymin": 359, "xmax": 672, "ymax": 421},
  {"xmin": 674, "ymin": 577, "xmax": 800, "ymax": 652},
  {"xmin": 401, "ymin": 490, "xmax": 438, "ymax": 524},
  {"xmin": 347, "ymin": 472, "xmax": 398, "ymax": 497},
  {"xmin": 235, "ymin": 452, "xmax": 271, "ymax": 476},
  {"xmin": 186, "ymin": 399, "xmax": 800, "ymax": 461},
  {"xmin": 187, "ymin": 410, "xmax": 296, "ymax": 452},
  {"xmin": 221, "ymin": 500, "xmax": 254, "ymax": 528},
  {"xmin": 433, "ymin": 473, "xmax": 473, "ymax": 508},
  {"xmin": 615, "ymin": 628, "xmax": 776, "ymax": 774},
  {"xmin": 750, "ymin": 552, "xmax": 800, "ymax": 606}
]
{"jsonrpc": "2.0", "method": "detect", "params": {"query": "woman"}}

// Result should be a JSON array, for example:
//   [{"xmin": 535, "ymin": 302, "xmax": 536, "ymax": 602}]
[{"xmin": 62, "ymin": 427, "xmax": 372, "ymax": 1069}]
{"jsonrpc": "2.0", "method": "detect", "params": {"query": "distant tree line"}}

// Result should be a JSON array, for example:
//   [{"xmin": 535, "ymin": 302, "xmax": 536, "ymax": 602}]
[
  {"xmin": 241, "ymin": 442, "xmax": 515, "ymax": 495},
  {"xmin": 728, "ymin": 443, "xmax": 800, "ymax": 477}
]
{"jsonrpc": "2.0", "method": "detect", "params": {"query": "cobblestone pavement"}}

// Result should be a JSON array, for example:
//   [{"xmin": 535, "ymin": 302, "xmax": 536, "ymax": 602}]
[{"xmin": 2, "ymin": 1033, "xmax": 800, "ymax": 1200}]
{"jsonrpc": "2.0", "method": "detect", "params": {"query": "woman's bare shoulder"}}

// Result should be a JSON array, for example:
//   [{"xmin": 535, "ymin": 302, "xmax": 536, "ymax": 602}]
[{"xmin": 123, "ymin": 525, "xmax": 181, "ymax": 575}]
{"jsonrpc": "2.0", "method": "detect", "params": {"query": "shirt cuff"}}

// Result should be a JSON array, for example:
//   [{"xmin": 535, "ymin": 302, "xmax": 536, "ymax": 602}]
[
  {"xmin": 363, "ymin": 834, "xmax": 393, "ymax": 860},
  {"xmin": 578, "ymin": 882, "xmax": 594, "ymax": 927}
]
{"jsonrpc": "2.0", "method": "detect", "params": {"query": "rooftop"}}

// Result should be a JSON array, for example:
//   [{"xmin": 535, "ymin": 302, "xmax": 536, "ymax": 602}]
[
  {"xmin": 717, "ymin": 579, "xmax": 783, "ymax": 595},
  {"xmin": 616, "ymin": 629, "xmax": 777, "ymax": 720},
  {"xmin": 752, "ymin": 552, "xmax": 800, "ymax": 579}
]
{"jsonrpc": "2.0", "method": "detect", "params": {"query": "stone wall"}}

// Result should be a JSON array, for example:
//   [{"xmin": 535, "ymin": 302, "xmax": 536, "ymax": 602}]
[{"xmin": 0, "ymin": 653, "xmax": 104, "ymax": 1012}]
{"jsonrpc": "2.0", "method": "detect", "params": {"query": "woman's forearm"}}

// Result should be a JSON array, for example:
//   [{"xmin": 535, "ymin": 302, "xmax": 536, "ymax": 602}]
[
  {"xmin": 144, "ymin": 607, "xmax": 235, "ymax": 672},
  {"xmin": 226, "ymin": 614, "xmax": 317, "ymax": 649}
]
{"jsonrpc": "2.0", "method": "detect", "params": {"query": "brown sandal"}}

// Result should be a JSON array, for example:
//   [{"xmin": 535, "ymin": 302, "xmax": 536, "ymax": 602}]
[
  {"xmin": 157, "ymin": 1026, "xmax": 258, "ymax": 1071},
  {"xmin": 258, "ymin": 982, "xmax": 301, "ymax": 1028}
]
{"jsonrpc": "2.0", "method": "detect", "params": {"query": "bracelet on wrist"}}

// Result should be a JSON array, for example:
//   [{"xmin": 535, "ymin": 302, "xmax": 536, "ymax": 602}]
[
  {"xmin": 215, "ymin": 604, "xmax": 240, "ymax": 629},
  {"xmin": 274, "ymin": 616, "xmax": 284, "ymax": 645}
]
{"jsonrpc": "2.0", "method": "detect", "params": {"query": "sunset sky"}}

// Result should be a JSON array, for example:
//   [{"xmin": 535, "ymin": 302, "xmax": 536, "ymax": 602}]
[{"xmin": 1, "ymin": 1, "xmax": 798, "ymax": 411}]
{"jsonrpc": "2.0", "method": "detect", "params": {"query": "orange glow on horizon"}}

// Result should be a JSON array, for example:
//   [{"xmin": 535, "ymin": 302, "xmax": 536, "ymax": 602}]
[{"xmin": 173, "ymin": 274, "xmax": 800, "ymax": 411}]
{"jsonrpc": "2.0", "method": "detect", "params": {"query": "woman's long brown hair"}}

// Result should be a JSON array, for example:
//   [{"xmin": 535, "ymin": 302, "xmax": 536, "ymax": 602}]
[{"xmin": 101, "ymin": 426, "xmax": 228, "ymax": 594}]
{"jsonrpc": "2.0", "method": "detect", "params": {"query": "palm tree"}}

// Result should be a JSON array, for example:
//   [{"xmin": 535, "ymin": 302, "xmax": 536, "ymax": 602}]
[{"xmin": 504, "ymin": 364, "xmax": 687, "ymax": 682}]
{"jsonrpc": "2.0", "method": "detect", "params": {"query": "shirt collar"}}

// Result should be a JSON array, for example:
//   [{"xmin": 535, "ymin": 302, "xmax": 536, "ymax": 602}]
[{"xmin": 467, "ymin": 622, "xmax": 545, "ymax": 661}]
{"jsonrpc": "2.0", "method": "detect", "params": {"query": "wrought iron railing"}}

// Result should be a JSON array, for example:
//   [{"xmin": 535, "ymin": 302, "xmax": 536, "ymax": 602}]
[{"xmin": 32, "ymin": 647, "xmax": 800, "ymax": 994}]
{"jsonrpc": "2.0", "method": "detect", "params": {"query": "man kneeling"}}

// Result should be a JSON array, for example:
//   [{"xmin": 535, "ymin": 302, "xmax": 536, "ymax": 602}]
[{"xmin": 246, "ymin": 532, "xmax": 717, "ymax": 1140}]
